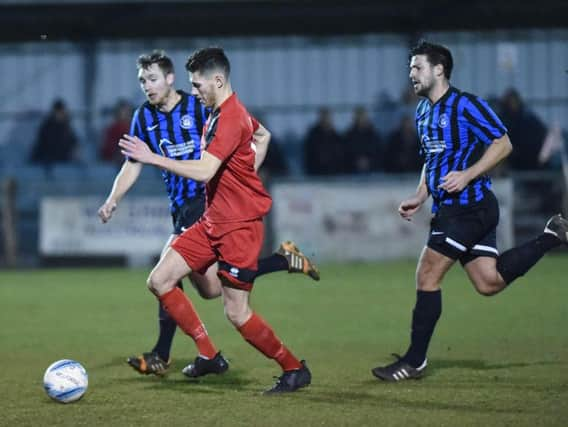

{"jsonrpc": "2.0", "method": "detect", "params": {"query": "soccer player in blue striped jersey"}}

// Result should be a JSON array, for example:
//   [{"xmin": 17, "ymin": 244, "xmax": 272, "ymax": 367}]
[
  {"xmin": 372, "ymin": 41, "xmax": 568, "ymax": 382},
  {"xmin": 98, "ymin": 50, "xmax": 319, "ymax": 378}
]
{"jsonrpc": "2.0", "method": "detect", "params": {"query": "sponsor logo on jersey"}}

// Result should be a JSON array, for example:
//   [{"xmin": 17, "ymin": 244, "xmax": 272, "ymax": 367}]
[
  {"xmin": 159, "ymin": 138, "xmax": 196, "ymax": 157},
  {"xmin": 421, "ymin": 135, "xmax": 447, "ymax": 153}
]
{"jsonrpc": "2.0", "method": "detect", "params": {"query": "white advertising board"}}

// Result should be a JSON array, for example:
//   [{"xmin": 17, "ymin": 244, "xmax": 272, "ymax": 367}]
[
  {"xmin": 40, "ymin": 197, "xmax": 171, "ymax": 256},
  {"xmin": 272, "ymin": 179, "xmax": 513, "ymax": 262}
]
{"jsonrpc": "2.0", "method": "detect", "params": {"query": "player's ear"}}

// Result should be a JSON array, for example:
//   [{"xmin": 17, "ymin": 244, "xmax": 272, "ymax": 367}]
[
  {"xmin": 434, "ymin": 64, "xmax": 444, "ymax": 78},
  {"xmin": 215, "ymin": 74, "xmax": 224, "ymax": 89},
  {"xmin": 166, "ymin": 72, "xmax": 175, "ymax": 86}
]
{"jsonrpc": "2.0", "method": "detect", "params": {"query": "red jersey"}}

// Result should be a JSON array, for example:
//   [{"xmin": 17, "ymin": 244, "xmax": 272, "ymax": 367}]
[{"xmin": 202, "ymin": 93, "xmax": 272, "ymax": 223}]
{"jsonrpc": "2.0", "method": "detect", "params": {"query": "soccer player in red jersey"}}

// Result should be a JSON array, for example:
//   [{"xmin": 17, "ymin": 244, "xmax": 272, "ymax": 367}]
[
  {"xmin": 119, "ymin": 47, "xmax": 311, "ymax": 394},
  {"xmin": 99, "ymin": 50, "xmax": 319, "ymax": 379}
]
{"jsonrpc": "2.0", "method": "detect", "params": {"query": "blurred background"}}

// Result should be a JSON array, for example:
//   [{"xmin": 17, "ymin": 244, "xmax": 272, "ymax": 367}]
[{"xmin": 0, "ymin": 0, "xmax": 567, "ymax": 268}]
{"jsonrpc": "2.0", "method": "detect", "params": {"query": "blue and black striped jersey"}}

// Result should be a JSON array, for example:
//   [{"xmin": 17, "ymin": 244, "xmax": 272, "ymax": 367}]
[
  {"xmin": 415, "ymin": 86, "xmax": 507, "ymax": 213},
  {"xmin": 130, "ymin": 91, "xmax": 208, "ymax": 212}
]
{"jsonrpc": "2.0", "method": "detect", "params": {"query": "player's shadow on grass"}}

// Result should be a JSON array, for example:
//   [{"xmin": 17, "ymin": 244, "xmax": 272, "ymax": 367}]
[
  {"xmin": 112, "ymin": 368, "xmax": 255, "ymax": 393},
  {"xmin": 431, "ymin": 358, "xmax": 563, "ymax": 371},
  {"xmin": 94, "ymin": 357, "xmax": 254, "ymax": 393},
  {"xmin": 145, "ymin": 368, "xmax": 255, "ymax": 394},
  {"xmin": 300, "ymin": 386, "xmax": 537, "ymax": 415}
]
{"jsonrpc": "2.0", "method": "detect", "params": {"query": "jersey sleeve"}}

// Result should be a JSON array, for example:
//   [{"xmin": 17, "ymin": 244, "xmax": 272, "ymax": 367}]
[
  {"xmin": 127, "ymin": 108, "xmax": 146, "ymax": 162},
  {"xmin": 130, "ymin": 108, "xmax": 143, "ymax": 138},
  {"xmin": 250, "ymin": 115, "xmax": 260, "ymax": 132},
  {"xmin": 463, "ymin": 95, "xmax": 508, "ymax": 145},
  {"xmin": 206, "ymin": 113, "xmax": 242, "ymax": 162},
  {"xmin": 415, "ymin": 100, "xmax": 427, "ymax": 157}
]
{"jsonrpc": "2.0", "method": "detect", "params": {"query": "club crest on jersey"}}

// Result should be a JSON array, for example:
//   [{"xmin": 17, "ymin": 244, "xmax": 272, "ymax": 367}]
[
  {"xmin": 180, "ymin": 114, "xmax": 193, "ymax": 129},
  {"xmin": 438, "ymin": 114, "xmax": 449, "ymax": 128}
]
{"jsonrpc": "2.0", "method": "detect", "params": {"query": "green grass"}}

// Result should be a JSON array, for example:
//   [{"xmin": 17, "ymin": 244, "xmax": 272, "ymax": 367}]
[{"xmin": 1, "ymin": 256, "xmax": 567, "ymax": 426}]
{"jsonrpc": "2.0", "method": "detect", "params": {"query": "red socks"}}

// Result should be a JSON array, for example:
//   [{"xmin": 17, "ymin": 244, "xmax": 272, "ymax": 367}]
[
  {"xmin": 238, "ymin": 312, "xmax": 302, "ymax": 371},
  {"xmin": 159, "ymin": 290, "xmax": 301, "ymax": 370},
  {"xmin": 159, "ymin": 288, "xmax": 217, "ymax": 359}
]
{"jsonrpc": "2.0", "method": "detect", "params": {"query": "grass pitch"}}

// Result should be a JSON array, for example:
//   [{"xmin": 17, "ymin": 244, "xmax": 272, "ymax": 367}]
[{"xmin": 1, "ymin": 256, "xmax": 567, "ymax": 426}]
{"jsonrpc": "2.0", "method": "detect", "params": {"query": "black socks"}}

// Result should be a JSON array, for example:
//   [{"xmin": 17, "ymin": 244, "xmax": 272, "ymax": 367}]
[
  {"xmin": 497, "ymin": 233, "xmax": 560, "ymax": 284},
  {"xmin": 403, "ymin": 289, "xmax": 442, "ymax": 368},
  {"xmin": 255, "ymin": 253, "xmax": 289, "ymax": 278}
]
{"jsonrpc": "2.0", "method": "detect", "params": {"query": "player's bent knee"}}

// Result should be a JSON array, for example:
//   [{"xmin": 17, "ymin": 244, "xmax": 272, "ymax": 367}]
[
  {"xmin": 417, "ymin": 281, "xmax": 441, "ymax": 292},
  {"xmin": 197, "ymin": 289, "xmax": 219, "ymax": 300},
  {"xmin": 147, "ymin": 271, "xmax": 176, "ymax": 296},
  {"xmin": 416, "ymin": 274, "xmax": 441, "ymax": 292},
  {"xmin": 223, "ymin": 303, "xmax": 251, "ymax": 327},
  {"xmin": 474, "ymin": 285, "xmax": 499, "ymax": 297},
  {"xmin": 470, "ymin": 271, "xmax": 505, "ymax": 297},
  {"xmin": 146, "ymin": 276, "xmax": 163, "ymax": 296},
  {"xmin": 193, "ymin": 284, "xmax": 220, "ymax": 300},
  {"xmin": 472, "ymin": 277, "xmax": 502, "ymax": 296},
  {"xmin": 189, "ymin": 275, "xmax": 221, "ymax": 299},
  {"xmin": 416, "ymin": 268, "xmax": 443, "ymax": 291},
  {"xmin": 223, "ymin": 309, "xmax": 241, "ymax": 326}
]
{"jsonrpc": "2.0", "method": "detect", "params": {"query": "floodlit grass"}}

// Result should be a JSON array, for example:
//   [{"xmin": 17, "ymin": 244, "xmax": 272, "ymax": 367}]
[{"xmin": 1, "ymin": 256, "xmax": 567, "ymax": 426}]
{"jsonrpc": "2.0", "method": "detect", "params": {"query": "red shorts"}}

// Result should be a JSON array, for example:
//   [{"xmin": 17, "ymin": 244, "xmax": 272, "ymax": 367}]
[{"xmin": 171, "ymin": 218, "xmax": 264, "ymax": 292}]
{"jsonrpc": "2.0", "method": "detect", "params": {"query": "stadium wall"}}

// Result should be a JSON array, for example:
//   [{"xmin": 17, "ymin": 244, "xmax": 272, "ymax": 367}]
[{"xmin": 0, "ymin": 29, "xmax": 567, "ymax": 167}]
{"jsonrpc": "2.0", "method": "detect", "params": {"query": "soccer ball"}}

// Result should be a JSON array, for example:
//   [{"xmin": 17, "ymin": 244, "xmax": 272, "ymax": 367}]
[{"xmin": 43, "ymin": 359, "xmax": 88, "ymax": 403}]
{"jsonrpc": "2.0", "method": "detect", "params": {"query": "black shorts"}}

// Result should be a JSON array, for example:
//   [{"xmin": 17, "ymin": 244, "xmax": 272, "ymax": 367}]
[
  {"xmin": 171, "ymin": 195, "xmax": 205, "ymax": 235},
  {"xmin": 427, "ymin": 191, "xmax": 500, "ymax": 265}
]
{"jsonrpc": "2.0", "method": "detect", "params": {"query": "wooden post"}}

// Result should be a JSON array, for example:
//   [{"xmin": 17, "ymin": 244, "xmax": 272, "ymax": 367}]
[{"xmin": 1, "ymin": 177, "xmax": 18, "ymax": 267}]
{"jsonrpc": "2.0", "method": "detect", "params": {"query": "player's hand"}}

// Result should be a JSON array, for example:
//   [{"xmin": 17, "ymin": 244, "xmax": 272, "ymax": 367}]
[
  {"xmin": 119, "ymin": 135, "xmax": 154, "ymax": 164},
  {"xmin": 438, "ymin": 170, "xmax": 471, "ymax": 193},
  {"xmin": 98, "ymin": 200, "xmax": 117, "ymax": 223},
  {"xmin": 398, "ymin": 196, "xmax": 424, "ymax": 221}
]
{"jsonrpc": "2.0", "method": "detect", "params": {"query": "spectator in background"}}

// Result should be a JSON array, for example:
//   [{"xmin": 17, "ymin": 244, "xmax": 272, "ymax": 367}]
[
  {"xmin": 344, "ymin": 106, "xmax": 383, "ymax": 174},
  {"xmin": 383, "ymin": 115, "xmax": 422, "ymax": 173},
  {"xmin": 250, "ymin": 115, "xmax": 289, "ymax": 255},
  {"xmin": 30, "ymin": 99, "xmax": 78, "ymax": 165},
  {"xmin": 499, "ymin": 88, "xmax": 548, "ymax": 171},
  {"xmin": 100, "ymin": 99, "xmax": 132, "ymax": 167},
  {"xmin": 250, "ymin": 113, "xmax": 288, "ymax": 180},
  {"xmin": 373, "ymin": 86, "xmax": 418, "ymax": 136},
  {"xmin": 261, "ymin": 135, "xmax": 288, "ymax": 178},
  {"xmin": 304, "ymin": 107, "xmax": 344, "ymax": 175}
]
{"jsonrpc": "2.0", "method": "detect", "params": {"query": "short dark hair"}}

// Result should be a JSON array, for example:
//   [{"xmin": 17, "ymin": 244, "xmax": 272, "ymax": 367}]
[
  {"xmin": 137, "ymin": 50, "xmax": 174, "ymax": 75},
  {"xmin": 409, "ymin": 41, "xmax": 453, "ymax": 80},
  {"xmin": 185, "ymin": 47, "xmax": 230, "ymax": 78}
]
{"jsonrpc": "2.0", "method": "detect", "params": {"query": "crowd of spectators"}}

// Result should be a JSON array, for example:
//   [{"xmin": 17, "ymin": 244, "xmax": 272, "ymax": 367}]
[
  {"xmin": 301, "ymin": 87, "xmax": 565, "ymax": 177},
  {"xmin": 23, "ymin": 87, "xmax": 566, "ymax": 178}
]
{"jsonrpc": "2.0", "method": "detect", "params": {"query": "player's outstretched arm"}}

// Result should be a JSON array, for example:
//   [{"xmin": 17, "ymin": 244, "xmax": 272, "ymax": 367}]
[
  {"xmin": 399, "ymin": 165, "xmax": 429, "ymax": 221},
  {"xmin": 98, "ymin": 160, "xmax": 142, "ymax": 223},
  {"xmin": 252, "ymin": 122, "xmax": 271, "ymax": 172},
  {"xmin": 438, "ymin": 134, "xmax": 512, "ymax": 194},
  {"xmin": 119, "ymin": 134, "xmax": 222, "ymax": 182}
]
